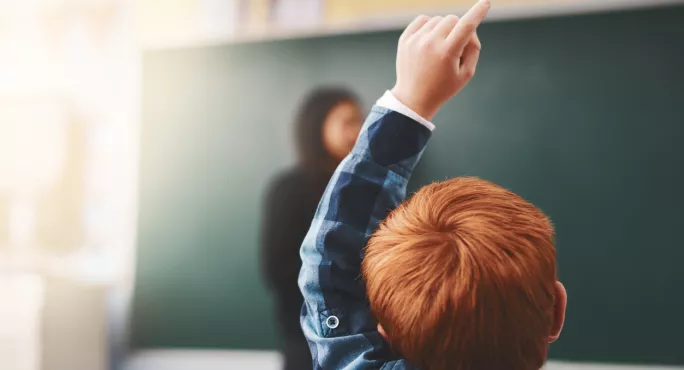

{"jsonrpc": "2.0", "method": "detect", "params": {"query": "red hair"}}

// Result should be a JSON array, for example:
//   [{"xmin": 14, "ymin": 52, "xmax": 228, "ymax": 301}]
[{"xmin": 362, "ymin": 177, "xmax": 557, "ymax": 370}]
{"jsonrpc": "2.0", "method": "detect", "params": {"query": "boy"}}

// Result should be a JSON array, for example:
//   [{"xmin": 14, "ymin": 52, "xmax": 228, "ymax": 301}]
[{"xmin": 299, "ymin": 1, "xmax": 567, "ymax": 369}]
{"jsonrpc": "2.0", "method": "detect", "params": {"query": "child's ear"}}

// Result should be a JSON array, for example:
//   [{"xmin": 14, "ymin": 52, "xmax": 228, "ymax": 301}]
[
  {"xmin": 548, "ymin": 281, "xmax": 567, "ymax": 343},
  {"xmin": 377, "ymin": 323, "xmax": 389, "ymax": 341}
]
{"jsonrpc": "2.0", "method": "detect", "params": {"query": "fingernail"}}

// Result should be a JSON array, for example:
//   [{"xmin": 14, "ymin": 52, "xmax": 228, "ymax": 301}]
[{"xmin": 482, "ymin": 0, "xmax": 491, "ymax": 6}]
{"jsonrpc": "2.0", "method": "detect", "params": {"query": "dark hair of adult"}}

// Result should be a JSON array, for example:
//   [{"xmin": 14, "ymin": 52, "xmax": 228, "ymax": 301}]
[{"xmin": 294, "ymin": 86, "xmax": 360, "ymax": 172}]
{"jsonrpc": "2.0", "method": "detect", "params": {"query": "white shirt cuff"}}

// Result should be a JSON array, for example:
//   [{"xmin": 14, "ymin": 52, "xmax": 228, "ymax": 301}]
[{"xmin": 375, "ymin": 90, "xmax": 435, "ymax": 131}]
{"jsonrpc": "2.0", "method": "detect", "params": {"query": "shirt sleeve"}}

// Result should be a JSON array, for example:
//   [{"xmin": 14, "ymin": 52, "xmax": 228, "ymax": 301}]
[
  {"xmin": 375, "ymin": 90, "xmax": 435, "ymax": 131},
  {"xmin": 298, "ymin": 104, "xmax": 431, "ymax": 369}
]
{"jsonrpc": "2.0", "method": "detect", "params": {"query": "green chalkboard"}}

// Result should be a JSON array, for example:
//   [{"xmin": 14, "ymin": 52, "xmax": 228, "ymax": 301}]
[{"xmin": 131, "ymin": 6, "xmax": 684, "ymax": 365}]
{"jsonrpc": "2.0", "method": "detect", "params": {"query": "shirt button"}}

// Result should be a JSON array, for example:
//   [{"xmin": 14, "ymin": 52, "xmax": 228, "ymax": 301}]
[{"xmin": 326, "ymin": 315, "xmax": 339, "ymax": 329}]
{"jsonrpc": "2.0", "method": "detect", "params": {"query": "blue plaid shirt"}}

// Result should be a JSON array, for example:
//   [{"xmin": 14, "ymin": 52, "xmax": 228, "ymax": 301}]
[{"xmin": 298, "ymin": 105, "xmax": 432, "ymax": 369}]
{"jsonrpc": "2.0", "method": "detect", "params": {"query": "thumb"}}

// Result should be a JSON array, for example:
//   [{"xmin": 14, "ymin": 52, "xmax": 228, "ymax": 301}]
[{"xmin": 459, "ymin": 33, "xmax": 481, "ymax": 79}]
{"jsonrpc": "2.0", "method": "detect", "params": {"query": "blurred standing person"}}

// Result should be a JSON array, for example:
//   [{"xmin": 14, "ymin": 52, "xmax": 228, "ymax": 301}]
[{"xmin": 261, "ymin": 87, "xmax": 363, "ymax": 370}]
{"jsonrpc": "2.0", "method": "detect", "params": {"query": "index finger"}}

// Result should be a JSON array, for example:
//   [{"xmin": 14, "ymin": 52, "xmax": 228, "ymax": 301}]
[{"xmin": 447, "ymin": 0, "xmax": 491, "ymax": 51}]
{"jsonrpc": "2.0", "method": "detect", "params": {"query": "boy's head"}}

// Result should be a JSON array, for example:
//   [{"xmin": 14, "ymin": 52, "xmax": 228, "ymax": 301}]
[{"xmin": 362, "ymin": 177, "xmax": 566, "ymax": 370}]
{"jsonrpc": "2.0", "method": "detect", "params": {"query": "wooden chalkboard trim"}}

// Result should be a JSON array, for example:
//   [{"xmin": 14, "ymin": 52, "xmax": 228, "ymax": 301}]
[{"xmin": 144, "ymin": 0, "xmax": 684, "ymax": 50}]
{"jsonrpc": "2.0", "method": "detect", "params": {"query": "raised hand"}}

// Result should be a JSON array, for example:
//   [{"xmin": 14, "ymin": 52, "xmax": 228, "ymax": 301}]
[{"xmin": 391, "ymin": 0, "xmax": 491, "ymax": 120}]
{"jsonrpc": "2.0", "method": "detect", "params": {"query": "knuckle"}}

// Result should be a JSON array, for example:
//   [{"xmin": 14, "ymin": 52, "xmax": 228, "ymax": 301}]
[
  {"xmin": 464, "ymin": 67, "xmax": 476, "ymax": 79},
  {"xmin": 437, "ymin": 45, "xmax": 452, "ymax": 60},
  {"xmin": 405, "ymin": 35, "xmax": 420, "ymax": 49},
  {"xmin": 416, "ymin": 37, "xmax": 431, "ymax": 49},
  {"xmin": 428, "ymin": 16, "xmax": 443, "ymax": 26},
  {"xmin": 473, "ymin": 36, "xmax": 482, "ymax": 50},
  {"xmin": 416, "ymin": 40, "xmax": 429, "ymax": 52}
]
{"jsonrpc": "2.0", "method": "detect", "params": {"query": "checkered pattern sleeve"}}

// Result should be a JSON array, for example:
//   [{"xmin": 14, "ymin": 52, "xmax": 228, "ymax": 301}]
[{"xmin": 298, "ymin": 105, "xmax": 431, "ymax": 369}]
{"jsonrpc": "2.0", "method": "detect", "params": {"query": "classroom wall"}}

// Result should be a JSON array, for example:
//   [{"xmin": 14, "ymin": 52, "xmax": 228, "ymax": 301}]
[{"xmin": 131, "ymin": 6, "xmax": 684, "ymax": 365}]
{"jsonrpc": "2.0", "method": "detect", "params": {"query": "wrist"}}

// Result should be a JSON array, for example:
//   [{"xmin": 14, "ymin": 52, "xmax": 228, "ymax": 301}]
[{"xmin": 390, "ymin": 85, "xmax": 440, "ymax": 121}]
